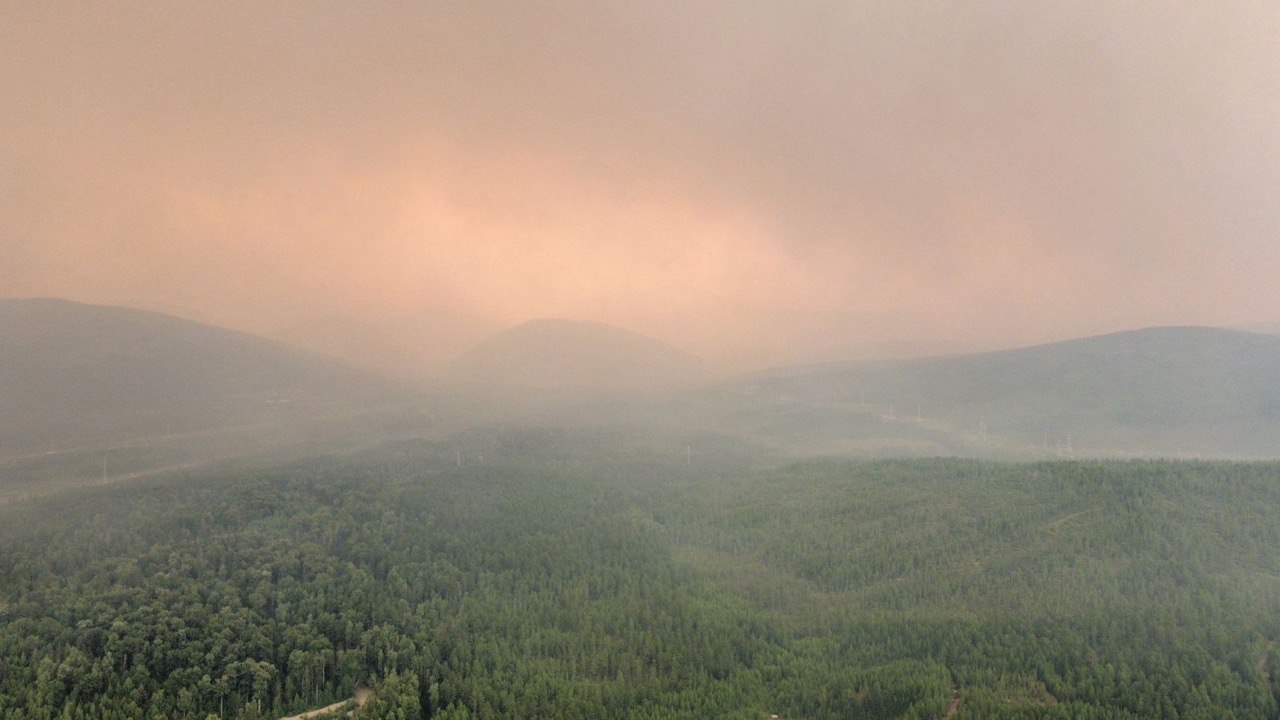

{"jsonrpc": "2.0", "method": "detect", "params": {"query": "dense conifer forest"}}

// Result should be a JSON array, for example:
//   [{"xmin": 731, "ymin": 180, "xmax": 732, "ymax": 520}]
[{"xmin": 1, "ymin": 429, "xmax": 1278, "ymax": 718}]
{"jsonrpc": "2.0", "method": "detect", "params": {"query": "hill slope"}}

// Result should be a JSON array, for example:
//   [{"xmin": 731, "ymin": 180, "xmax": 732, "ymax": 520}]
[
  {"xmin": 0, "ymin": 298, "xmax": 399, "ymax": 453},
  {"xmin": 446, "ymin": 319, "xmax": 710, "ymax": 395},
  {"xmin": 722, "ymin": 327, "xmax": 1280, "ymax": 457}
]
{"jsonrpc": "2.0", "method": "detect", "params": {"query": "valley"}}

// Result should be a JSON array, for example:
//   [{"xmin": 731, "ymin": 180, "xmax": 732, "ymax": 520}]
[{"xmin": 3, "ymin": 302, "xmax": 1280, "ymax": 719}]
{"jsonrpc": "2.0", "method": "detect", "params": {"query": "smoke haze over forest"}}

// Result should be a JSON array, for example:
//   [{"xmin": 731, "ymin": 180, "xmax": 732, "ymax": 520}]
[
  {"xmin": 8, "ymin": 8, "xmax": 1280, "ymax": 719},
  {"xmin": 4, "ymin": 2, "xmax": 1279, "ymax": 370}
]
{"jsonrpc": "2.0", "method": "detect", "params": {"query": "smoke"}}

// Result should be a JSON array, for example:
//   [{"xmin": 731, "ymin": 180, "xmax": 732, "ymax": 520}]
[{"xmin": 3, "ymin": 1, "xmax": 1278, "ymax": 369}]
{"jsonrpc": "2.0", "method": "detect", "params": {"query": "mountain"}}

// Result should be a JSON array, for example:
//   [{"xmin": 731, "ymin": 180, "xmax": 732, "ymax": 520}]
[
  {"xmin": 715, "ymin": 326, "xmax": 1280, "ymax": 458},
  {"xmin": 273, "ymin": 314, "xmax": 431, "ymax": 382},
  {"xmin": 0, "ymin": 298, "xmax": 401, "ymax": 454},
  {"xmin": 1234, "ymin": 320, "xmax": 1280, "ymax": 336},
  {"xmin": 446, "ymin": 319, "xmax": 710, "ymax": 395},
  {"xmin": 273, "ymin": 308, "xmax": 496, "ymax": 382}
]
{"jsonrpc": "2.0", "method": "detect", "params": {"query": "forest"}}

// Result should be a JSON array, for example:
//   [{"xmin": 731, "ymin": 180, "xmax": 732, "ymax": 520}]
[
  {"xmin": 10, "ymin": 1, "xmax": 1280, "ymax": 717},
  {"xmin": 1, "ymin": 428, "xmax": 1278, "ymax": 719}
]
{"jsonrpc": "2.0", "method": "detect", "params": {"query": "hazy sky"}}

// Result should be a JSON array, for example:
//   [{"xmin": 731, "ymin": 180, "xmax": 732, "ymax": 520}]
[{"xmin": 4, "ymin": 2, "xmax": 1279, "ymax": 370}]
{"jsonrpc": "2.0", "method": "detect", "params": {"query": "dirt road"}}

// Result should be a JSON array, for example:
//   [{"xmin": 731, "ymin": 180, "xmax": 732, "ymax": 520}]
[
  {"xmin": 941, "ymin": 686, "xmax": 960, "ymax": 720},
  {"xmin": 278, "ymin": 687, "xmax": 372, "ymax": 720},
  {"xmin": 278, "ymin": 698, "xmax": 350, "ymax": 720},
  {"xmin": 1258, "ymin": 640, "xmax": 1277, "ymax": 697}
]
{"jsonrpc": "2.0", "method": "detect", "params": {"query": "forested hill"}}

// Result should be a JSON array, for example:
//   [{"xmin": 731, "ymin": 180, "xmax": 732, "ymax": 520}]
[
  {"xmin": 0, "ymin": 299, "xmax": 401, "ymax": 453},
  {"xmin": 732, "ymin": 326, "xmax": 1280, "ymax": 457}
]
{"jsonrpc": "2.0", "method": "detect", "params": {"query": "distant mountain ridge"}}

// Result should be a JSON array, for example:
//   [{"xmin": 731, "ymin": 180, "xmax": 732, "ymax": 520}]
[
  {"xmin": 447, "ymin": 319, "xmax": 710, "ymax": 394},
  {"xmin": 7, "ymin": 301, "xmax": 1277, "ymax": 461},
  {"xmin": 1234, "ymin": 320, "xmax": 1280, "ymax": 336},
  {"xmin": 0, "ymin": 298, "xmax": 398, "ymax": 452},
  {"xmin": 730, "ymin": 326, "xmax": 1280, "ymax": 457}
]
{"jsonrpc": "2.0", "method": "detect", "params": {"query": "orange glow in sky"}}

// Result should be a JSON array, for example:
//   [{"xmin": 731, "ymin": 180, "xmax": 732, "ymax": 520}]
[{"xmin": 4, "ymin": 2, "xmax": 1279, "ymax": 371}]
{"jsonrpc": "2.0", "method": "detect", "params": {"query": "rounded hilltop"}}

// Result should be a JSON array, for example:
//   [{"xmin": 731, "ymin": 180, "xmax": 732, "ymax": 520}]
[{"xmin": 446, "ymin": 318, "xmax": 710, "ymax": 393}]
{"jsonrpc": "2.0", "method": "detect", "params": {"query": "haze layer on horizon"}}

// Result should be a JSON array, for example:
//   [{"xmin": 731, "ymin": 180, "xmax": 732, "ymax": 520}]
[{"xmin": 3, "ymin": 2, "xmax": 1278, "ymax": 370}]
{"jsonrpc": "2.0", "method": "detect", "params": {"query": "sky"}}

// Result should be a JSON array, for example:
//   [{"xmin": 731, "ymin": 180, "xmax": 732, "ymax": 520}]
[{"xmin": 3, "ymin": 1, "xmax": 1279, "ymax": 372}]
